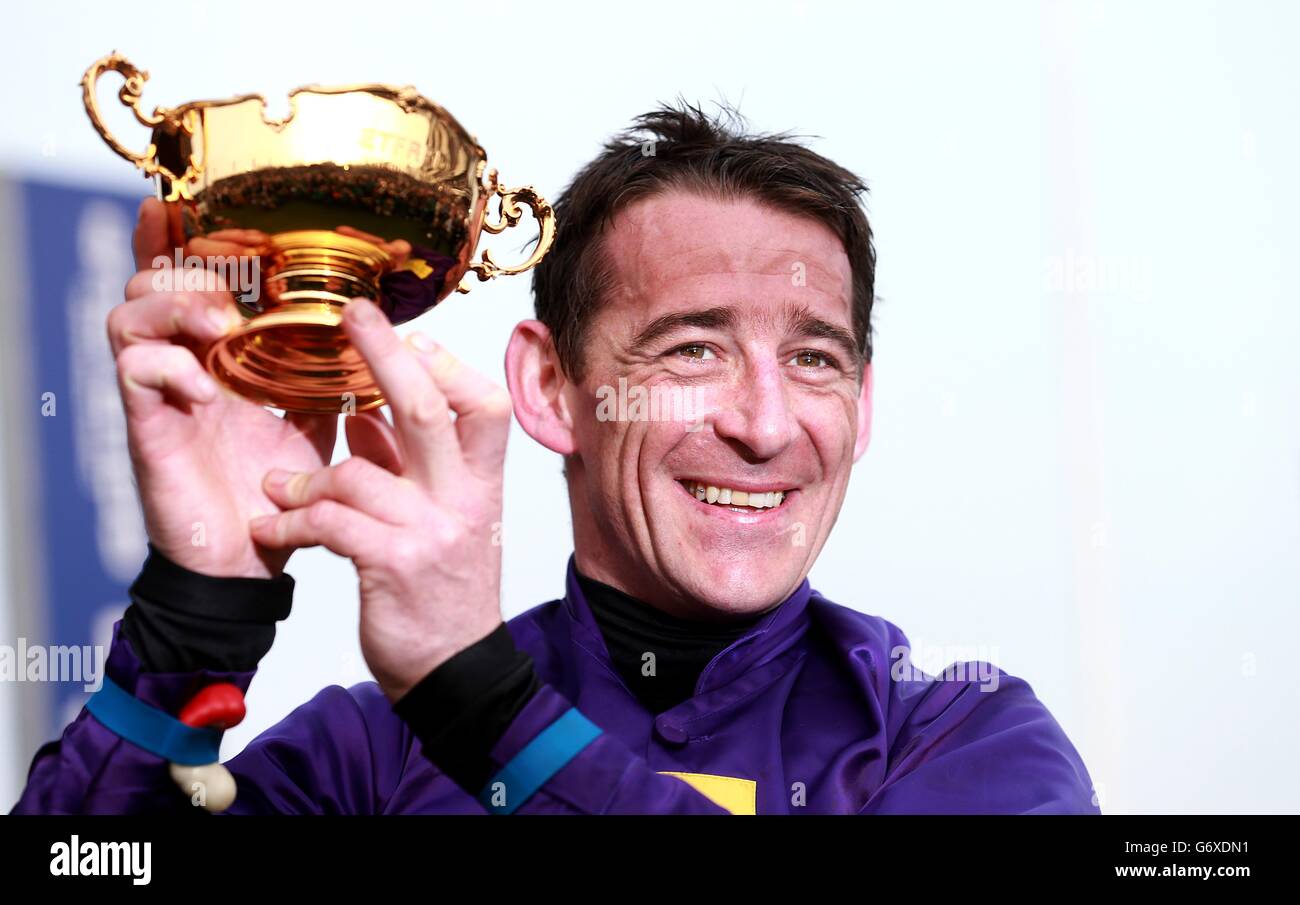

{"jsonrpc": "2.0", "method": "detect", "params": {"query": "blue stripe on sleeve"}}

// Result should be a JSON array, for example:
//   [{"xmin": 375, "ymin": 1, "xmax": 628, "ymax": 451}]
[
  {"xmin": 478, "ymin": 707, "xmax": 603, "ymax": 814},
  {"xmin": 86, "ymin": 676, "xmax": 223, "ymax": 765}
]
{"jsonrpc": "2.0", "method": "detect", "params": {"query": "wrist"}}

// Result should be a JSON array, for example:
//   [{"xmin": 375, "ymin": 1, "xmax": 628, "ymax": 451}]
[
  {"xmin": 391, "ymin": 621, "xmax": 541, "ymax": 794},
  {"xmin": 381, "ymin": 617, "xmax": 505, "ymax": 703},
  {"xmin": 149, "ymin": 539, "xmax": 289, "ymax": 581},
  {"xmin": 122, "ymin": 543, "xmax": 295, "ymax": 673}
]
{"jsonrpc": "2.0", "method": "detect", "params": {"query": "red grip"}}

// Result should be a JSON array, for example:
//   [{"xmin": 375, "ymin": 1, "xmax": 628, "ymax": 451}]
[{"xmin": 178, "ymin": 683, "xmax": 247, "ymax": 730}]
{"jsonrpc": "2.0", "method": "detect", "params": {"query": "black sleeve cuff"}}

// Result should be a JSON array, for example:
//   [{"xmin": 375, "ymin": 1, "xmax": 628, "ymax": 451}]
[
  {"xmin": 121, "ymin": 543, "xmax": 295, "ymax": 673},
  {"xmin": 392, "ymin": 622, "xmax": 541, "ymax": 795}
]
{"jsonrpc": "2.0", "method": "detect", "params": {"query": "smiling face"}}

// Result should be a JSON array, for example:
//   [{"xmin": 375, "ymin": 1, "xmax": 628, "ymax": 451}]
[{"xmin": 510, "ymin": 189, "xmax": 874, "ymax": 621}]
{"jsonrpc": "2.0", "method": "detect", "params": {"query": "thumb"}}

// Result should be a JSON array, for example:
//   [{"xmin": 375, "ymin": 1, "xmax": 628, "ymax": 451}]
[
  {"xmin": 345, "ymin": 409, "xmax": 406, "ymax": 474},
  {"xmin": 132, "ymin": 198, "xmax": 172, "ymax": 272},
  {"xmin": 285, "ymin": 410, "xmax": 341, "ymax": 463}
]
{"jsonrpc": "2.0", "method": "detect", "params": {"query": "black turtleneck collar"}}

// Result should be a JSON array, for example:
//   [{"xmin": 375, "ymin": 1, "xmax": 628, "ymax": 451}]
[{"xmin": 573, "ymin": 567, "xmax": 766, "ymax": 714}]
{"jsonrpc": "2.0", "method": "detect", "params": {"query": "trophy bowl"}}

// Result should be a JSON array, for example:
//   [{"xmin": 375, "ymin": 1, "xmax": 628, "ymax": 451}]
[{"xmin": 82, "ymin": 51, "xmax": 556, "ymax": 413}]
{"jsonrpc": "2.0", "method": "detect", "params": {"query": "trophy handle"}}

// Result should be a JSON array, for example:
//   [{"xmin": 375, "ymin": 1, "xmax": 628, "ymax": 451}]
[
  {"xmin": 456, "ymin": 172, "xmax": 557, "ymax": 293},
  {"xmin": 81, "ymin": 51, "xmax": 184, "ymax": 181}
]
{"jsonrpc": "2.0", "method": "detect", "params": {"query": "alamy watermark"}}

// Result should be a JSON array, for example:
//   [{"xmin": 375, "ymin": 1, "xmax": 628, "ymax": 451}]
[
  {"xmin": 890, "ymin": 642, "xmax": 1002, "ymax": 692},
  {"xmin": 596, "ymin": 377, "xmax": 708, "ymax": 431},
  {"xmin": 49, "ymin": 836, "xmax": 150, "ymax": 885},
  {"xmin": 1043, "ymin": 249, "xmax": 1152, "ymax": 304},
  {"xmin": 152, "ymin": 250, "xmax": 260, "ymax": 305},
  {"xmin": 0, "ymin": 638, "xmax": 105, "ymax": 692}
]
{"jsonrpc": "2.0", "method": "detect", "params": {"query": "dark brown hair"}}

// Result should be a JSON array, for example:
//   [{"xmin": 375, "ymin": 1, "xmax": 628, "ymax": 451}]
[{"xmin": 531, "ymin": 101, "xmax": 876, "ymax": 381}]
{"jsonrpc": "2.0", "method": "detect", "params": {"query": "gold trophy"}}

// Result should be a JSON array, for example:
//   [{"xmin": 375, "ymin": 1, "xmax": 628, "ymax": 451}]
[{"xmin": 81, "ymin": 51, "xmax": 556, "ymax": 413}]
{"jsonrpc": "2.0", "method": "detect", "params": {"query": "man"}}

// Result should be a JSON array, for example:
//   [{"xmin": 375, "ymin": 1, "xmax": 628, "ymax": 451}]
[{"xmin": 14, "ymin": 104, "xmax": 1099, "ymax": 815}]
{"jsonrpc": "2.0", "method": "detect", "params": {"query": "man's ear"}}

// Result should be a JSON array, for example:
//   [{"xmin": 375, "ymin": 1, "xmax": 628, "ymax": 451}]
[
  {"xmin": 852, "ymin": 361, "xmax": 874, "ymax": 462},
  {"xmin": 505, "ymin": 319, "xmax": 578, "ymax": 456}
]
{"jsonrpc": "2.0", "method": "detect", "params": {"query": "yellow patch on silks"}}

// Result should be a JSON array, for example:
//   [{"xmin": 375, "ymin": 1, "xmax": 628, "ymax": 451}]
[
  {"xmin": 401, "ymin": 258, "xmax": 434, "ymax": 280},
  {"xmin": 659, "ymin": 772, "xmax": 757, "ymax": 815}
]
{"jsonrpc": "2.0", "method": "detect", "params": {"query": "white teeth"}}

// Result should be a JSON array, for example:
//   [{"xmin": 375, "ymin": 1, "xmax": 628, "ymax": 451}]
[{"xmin": 684, "ymin": 482, "xmax": 790, "ymax": 511}]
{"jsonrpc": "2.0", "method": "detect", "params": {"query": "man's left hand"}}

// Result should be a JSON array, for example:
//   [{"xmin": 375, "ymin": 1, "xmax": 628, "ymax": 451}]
[{"xmin": 249, "ymin": 298, "xmax": 512, "ymax": 703}]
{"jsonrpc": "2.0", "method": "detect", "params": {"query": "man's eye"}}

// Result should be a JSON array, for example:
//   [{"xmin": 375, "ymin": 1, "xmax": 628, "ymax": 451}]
[
  {"xmin": 675, "ymin": 344, "xmax": 716, "ymax": 361},
  {"xmin": 789, "ymin": 350, "xmax": 834, "ymax": 368}
]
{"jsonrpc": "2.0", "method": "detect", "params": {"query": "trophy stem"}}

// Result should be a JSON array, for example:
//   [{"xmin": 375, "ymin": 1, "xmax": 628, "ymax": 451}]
[{"xmin": 205, "ymin": 230, "xmax": 394, "ymax": 413}]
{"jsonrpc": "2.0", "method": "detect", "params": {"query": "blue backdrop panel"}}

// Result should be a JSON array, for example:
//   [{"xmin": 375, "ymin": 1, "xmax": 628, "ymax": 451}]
[{"xmin": 18, "ymin": 178, "xmax": 148, "ymax": 727}]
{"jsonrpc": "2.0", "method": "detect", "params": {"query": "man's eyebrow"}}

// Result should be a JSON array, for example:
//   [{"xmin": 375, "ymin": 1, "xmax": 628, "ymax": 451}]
[
  {"xmin": 785, "ymin": 305, "xmax": 862, "ymax": 368},
  {"xmin": 627, "ymin": 306, "xmax": 737, "ymax": 354},
  {"xmin": 626, "ymin": 304, "xmax": 862, "ymax": 368}
]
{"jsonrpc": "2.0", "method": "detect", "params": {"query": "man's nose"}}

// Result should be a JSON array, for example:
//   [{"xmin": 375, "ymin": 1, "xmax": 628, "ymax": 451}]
[{"xmin": 709, "ymin": 361, "xmax": 798, "ymax": 460}]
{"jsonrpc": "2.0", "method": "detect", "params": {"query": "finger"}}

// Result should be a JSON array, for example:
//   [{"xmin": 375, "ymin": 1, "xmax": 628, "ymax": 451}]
[
  {"xmin": 262, "ymin": 458, "xmax": 419, "ymax": 525},
  {"xmin": 132, "ymin": 198, "xmax": 172, "ymax": 272},
  {"xmin": 125, "ymin": 263, "xmax": 237, "ymax": 304},
  {"xmin": 342, "ymin": 298, "xmax": 460, "ymax": 489},
  {"xmin": 248, "ymin": 500, "xmax": 386, "ymax": 560},
  {"xmin": 345, "ymin": 409, "xmax": 405, "ymax": 474},
  {"xmin": 125, "ymin": 268, "xmax": 167, "ymax": 302},
  {"xmin": 107, "ymin": 292, "xmax": 241, "ymax": 356},
  {"xmin": 187, "ymin": 236, "xmax": 263, "ymax": 259},
  {"xmin": 381, "ymin": 239, "xmax": 412, "ymax": 266},
  {"xmin": 336, "ymin": 226, "xmax": 410, "ymax": 267},
  {"xmin": 406, "ymin": 335, "xmax": 513, "ymax": 477},
  {"xmin": 203, "ymin": 228, "xmax": 270, "ymax": 246},
  {"xmin": 285, "ymin": 410, "xmax": 340, "ymax": 463},
  {"xmin": 116, "ymin": 342, "xmax": 219, "ymax": 415},
  {"xmin": 335, "ymin": 225, "xmax": 386, "ymax": 246}
]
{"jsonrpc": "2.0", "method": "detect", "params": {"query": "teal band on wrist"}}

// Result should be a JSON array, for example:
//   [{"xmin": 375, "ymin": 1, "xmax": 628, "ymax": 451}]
[
  {"xmin": 86, "ymin": 676, "xmax": 222, "ymax": 765},
  {"xmin": 478, "ymin": 707, "xmax": 602, "ymax": 814}
]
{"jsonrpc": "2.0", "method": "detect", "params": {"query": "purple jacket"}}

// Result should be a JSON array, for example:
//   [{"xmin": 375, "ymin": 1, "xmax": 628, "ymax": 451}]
[{"xmin": 13, "ymin": 558, "xmax": 1099, "ymax": 814}]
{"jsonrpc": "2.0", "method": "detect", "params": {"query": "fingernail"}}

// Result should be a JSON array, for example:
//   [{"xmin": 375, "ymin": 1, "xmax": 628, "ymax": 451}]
[
  {"xmin": 346, "ymin": 298, "xmax": 380, "ymax": 326},
  {"xmin": 207, "ymin": 306, "xmax": 236, "ymax": 335},
  {"xmin": 195, "ymin": 372, "xmax": 219, "ymax": 401},
  {"xmin": 263, "ymin": 469, "xmax": 292, "ymax": 489},
  {"xmin": 248, "ymin": 514, "xmax": 273, "ymax": 531},
  {"xmin": 284, "ymin": 472, "xmax": 310, "ymax": 501},
  {"xmin": 408, "ymin": 332, "xmax": 437, "ymax": 353}
]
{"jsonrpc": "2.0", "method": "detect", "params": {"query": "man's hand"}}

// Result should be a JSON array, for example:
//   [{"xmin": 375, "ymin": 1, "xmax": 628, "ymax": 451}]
[
  {"xmin": 113, "ymin": 199, "xmax": 337, "ymax": 579},
  {"xmin": 249, "ymin": 298, "xmax": 512, "ymax": 702}
]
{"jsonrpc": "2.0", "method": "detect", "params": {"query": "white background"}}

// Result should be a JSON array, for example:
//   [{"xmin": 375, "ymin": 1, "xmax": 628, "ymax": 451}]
[{"xmin": 1, "ymin": 0, "xmax": 1297, "ymax": 814}]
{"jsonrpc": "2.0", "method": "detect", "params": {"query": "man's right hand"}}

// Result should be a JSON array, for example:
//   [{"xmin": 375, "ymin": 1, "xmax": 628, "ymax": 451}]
[{"xmin": 111, "ymin": 198, "xmax": 339, "ymax": 579}]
